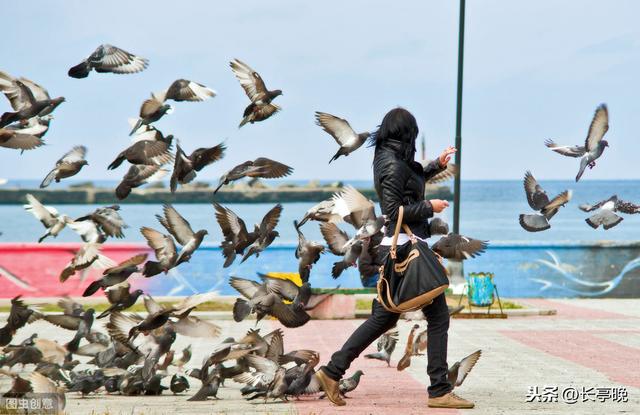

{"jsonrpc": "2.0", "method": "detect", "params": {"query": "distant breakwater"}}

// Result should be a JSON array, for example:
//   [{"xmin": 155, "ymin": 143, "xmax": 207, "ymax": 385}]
[{"xmin": 0, "ymin": 185, "xmax": 453, "ymax": 204}]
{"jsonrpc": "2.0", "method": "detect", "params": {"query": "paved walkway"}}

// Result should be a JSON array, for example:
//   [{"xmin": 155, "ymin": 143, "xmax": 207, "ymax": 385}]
[{"xmin": 1, "ymin": 298, "xmax": 639, "ymax": 414}]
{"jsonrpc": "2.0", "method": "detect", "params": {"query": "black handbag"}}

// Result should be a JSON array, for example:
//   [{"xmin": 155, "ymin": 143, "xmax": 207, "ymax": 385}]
[{"xmin": 377, "ymin": 206, "xmax": 449, "ymax": 313}]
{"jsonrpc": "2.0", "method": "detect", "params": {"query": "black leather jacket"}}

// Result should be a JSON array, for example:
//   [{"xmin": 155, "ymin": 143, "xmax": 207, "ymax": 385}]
[{"xmin": 373, "ymin": 139, "xmax": 446, "ymax": 239}]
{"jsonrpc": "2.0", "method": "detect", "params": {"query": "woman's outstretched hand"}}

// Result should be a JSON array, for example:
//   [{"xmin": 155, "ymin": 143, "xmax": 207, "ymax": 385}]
[
  {"xmin": 438, "ymin": 146, "xmax": 457, "ymax": 167},
  {"xmin": 429, "ymin": 199, "xmax": 449, "ymax": 213}
]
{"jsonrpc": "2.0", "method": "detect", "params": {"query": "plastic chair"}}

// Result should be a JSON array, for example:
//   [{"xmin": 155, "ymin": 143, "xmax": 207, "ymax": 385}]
[{"xmin": 457, "ymin": 272, "xmax": 505, "ymax": 316}]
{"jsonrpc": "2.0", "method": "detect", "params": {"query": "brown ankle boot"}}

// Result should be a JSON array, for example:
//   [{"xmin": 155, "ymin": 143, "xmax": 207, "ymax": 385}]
[
  {"xmin": 428, "ymin": 391, "xmax": 475, "ymax": 409},
  {"xmin": 315, "ymin": 370, "xmax": 346, "ymax": 406}
]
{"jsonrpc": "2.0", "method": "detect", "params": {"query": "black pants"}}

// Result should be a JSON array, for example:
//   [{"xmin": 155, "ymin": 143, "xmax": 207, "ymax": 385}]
[{"xmin": 321, "ymin": 292, "xmax": 453, "ymax": 398}]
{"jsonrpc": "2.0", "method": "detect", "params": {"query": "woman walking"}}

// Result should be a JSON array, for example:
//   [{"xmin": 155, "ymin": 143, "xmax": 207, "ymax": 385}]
[{"xmin": 314, "ymin": 107, "xmax": 474, "ymax": 409}]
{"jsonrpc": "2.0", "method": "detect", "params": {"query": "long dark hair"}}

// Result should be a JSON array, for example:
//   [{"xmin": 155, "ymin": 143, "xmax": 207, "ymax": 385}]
[{"xmin": 369, "ymin": 107, "xmax": 419, "ymax": 161}]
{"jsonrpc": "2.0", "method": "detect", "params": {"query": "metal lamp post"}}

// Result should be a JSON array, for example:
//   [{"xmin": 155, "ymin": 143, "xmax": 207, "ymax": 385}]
[{"xmin": 450, "ymin": 0, "xmax": 466, "ymax": 284}]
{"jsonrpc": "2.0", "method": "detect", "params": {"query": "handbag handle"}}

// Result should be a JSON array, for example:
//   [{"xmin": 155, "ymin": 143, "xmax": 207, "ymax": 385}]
[{"xmin": 390, "ymin": 206, "xmax": 416, "ymax": 259}]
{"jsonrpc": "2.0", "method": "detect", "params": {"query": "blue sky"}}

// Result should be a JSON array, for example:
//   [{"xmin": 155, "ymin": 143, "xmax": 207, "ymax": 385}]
[{"xmin": 1, "ymin": 0, "xmax": 639, "ymax": 181}]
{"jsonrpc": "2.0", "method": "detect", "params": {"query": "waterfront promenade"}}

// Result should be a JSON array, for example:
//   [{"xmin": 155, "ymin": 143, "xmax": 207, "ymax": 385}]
[{"xmin": 1, "ymin": 298, "xmax": 638, "ymax": 414}]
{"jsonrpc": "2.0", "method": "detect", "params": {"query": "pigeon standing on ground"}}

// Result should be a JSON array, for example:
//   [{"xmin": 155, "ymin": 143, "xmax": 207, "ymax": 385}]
[
  {"xmin": 293, "ymin": 220, "xmax": 325, "ymax": 282},
  {"xmin": 115, "ymin": 164, "xmax": 169, "ymax": 200},
  {"xmin": 23, "ymin": 194, "xmax": 72, "ymax": 242},
  {"xmin": 234, "ymin": 354, "xmax": 288, "ymax": 401},
  {"xmin": 170, "ymin": 373, "xmax": 190, "ymax": 394},
  {"xmin": 230, "ymin": 59, "xmax": 282, "ymax": 127},
  {"xmin": 40, "ymin": 146, "xmax": 88, "ymax": 188},
  {"xmin": 449, "ymin": 350, "xmax": 482, "ymax": 388},
  {"xmin": 0, "ymin": 71, "xmax": 65, "ymax": 128},
  {"xmin": 339, "ymin": 370, "xmax": 364, "ymax": 397},
  {"xmin": 187, "ymin": 360, "xmax": 221, "ymax": 401},
  {"xmin": 579, "ymin": 195, "xmax": 640, "ymax": 230},
  {"xmin": 170, "ymin": 142, "xmax": 226, "ymax": 192},
  {"xmin": 364, "ymin": 329, "xmax": 398, "ymax": 366},
  {"xmin": 314, "ymin": 112, "xmax": 370, "ymax": 163},
  {"xmin": 431, "ymin": 234, "xmax": 488, "ymax": 261},
  {"xmin": 213, "ymin": 158, "xmax": 293, "ymax": 193},
  {"xmin": 519, "ymin": 171, "xmax": 572, "ymax": 232},
  {"xmin": 544, "ymin": 104, "xmax": 609, "ymax": 182},
  {"xmin": 68, "ymin": 44, "xmax": 148, "ymax": 78},
  {"xmin": 320, "ymin": 222, "xmax": 363, "ymax": 278}
]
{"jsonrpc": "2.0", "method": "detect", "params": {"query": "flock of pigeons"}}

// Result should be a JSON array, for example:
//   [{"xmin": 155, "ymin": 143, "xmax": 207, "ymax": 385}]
[
  {"xmin": 519, "ymin": 104, "xmax": 639, "ymax": 232},
  {"xmin": 0, "ymin": 43, "xmax": 491, "ymax": 408}
]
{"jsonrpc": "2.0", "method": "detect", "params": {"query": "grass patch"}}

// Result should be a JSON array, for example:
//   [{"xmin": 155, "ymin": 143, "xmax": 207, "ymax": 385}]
[
  {"xmin": 311, "ymin": 288, "xmax": 376, "ymax": 295},
  {"xmin": 446, "ymin": 294, "xmax": 524, "ymax": 309},
  {"xmin": 356, "ymin": 298, "xmax": 373, "ymax": 310}
]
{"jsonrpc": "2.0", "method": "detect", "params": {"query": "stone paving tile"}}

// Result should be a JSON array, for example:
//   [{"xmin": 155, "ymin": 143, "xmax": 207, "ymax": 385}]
[{"xmin": 0, "ymin": 300, "xmax": 639, "ymax": 414}]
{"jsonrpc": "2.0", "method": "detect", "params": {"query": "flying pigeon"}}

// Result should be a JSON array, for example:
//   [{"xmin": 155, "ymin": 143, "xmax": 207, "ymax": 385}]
[
  {"xmin": 213, "ymin": 203, "xmax": 260, "ymax": 267},
  {"xmin": 155, "ymin": 204, "xmax": 208, "ymax": 265},
  {"xmin": 115, "ymin": 164, "xmax": 168, "ymax": 200},
  {"xmin": 314, "ymin": 112, "xmax": 370, "ymax": 163},
  {"xmin": 320, "ymin": 222, "xmax": 363, "ymax": 278},
  {"xmin": 230, "ymin": 277, "xmax": 311, "ymax": 328},
  {"xmin": 240, "ymin": 204, "xmax": 282, "ymax": 263},
  {"xmin": 170, "ymin": 142, "xmax": 226, "ymax": 192},
  {"xmin": 230, "ymin": 59, "xmax": 282, "ymax": 128},
  {"xmin": 129, "ymin": 94, "xmax": 173, "ymax": 136},
  {"xmin": 0, "ymin": 296, "xmax": 39, "ymax": 347},
  {"xmin": 397, "ymin": 324, "xmax": 420, "ymax": 371},
  {"xmin": 364, "ymin": 329, "xmax": 398, "ymax": 366},
  {"xmin": 23, "ymin": 194, "xmax": 72, "ymax": 242},
  {"xmin": 140, "ymin": 226, "xmax": 178, "ymax": 277},
  {"xmin": 422, "ymin": 161, "xmax": 458, "ymax": 184},
  {"xmin": 544, "ymin": 104, "xmax": 609, "ymax": 182},
  {"xmin": 68, "ymin": 44, "xmax": 148, "ymax": 78},
  {"xmin": 40, "ymin": 146, "xmax": 88, "ymax": 188},
  {"xmin": 293, "ymin": 220, "xmax": 325, "ymax": 283},
  {"xmin": 519, "ymin": 171, "xmax": 572, "ymax": 232},
  {"xmin": 296, "ymin": 198, "xmax": 341, "ymax": 228},
  {"xmin": 332, "ymin": 185, "xmax": 386, "ymax": 238},
  {"xmin": 449, "ymin": 350, "xmax": 482, "ymax": 388},
  {"xmin": 109, "ymin": 134, "xmax": 174, "ymax": 169},
  {"xmin": 154, "ymin": 79, "xmax": 216, "ymax": 102},
  {"xmin": 0, "ymin": 126, "xmax": 44, "ymax": 151},
  {"xmin": 59, "ymin": 243, "xmax": 115, "ymax": 282},
  {"xmin": 431, "ymin": 233, "xmax": 489, "ymax": 261},
  {"xmin": 214, "ymin": 157, "xmax": 292, "ymax": 193},
  {"xmin": 0, "ymin": 71, "xmax": 65, "ymax": 128},
  {"xmin": 82, "ymin": 253, "xmax": 148, "ymax": 297},
  {"xmin": 96, "ymin": 282, "xmax": 144, "ymax": 319},
  {"xmin": 579, "ymin": 195, "xmax": 640, "ymax": 230},
  {"xmin": 429, "ymin": 217, "xmax": 450, "ymax": 236},
  {"xmin": 75, "ymin": 205, "xmax": 128, "ymax": 239}
]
